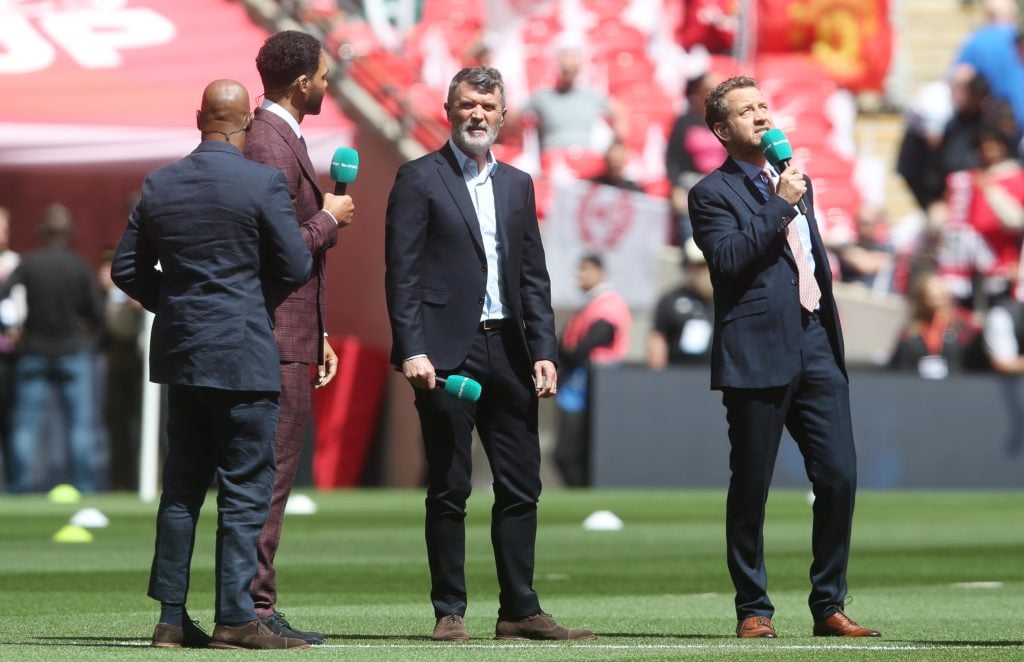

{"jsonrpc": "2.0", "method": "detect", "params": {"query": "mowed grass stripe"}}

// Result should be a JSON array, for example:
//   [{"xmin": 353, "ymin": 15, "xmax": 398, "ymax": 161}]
[{"xmin": 0, "ymin": 489, "xmax": 1021, "ymax": 661}]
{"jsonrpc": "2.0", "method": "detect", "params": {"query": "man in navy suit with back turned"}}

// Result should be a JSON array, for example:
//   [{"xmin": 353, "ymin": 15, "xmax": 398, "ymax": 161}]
[
  {"xmin": 688, "ymin": 76, "xmax": 881, "ymax": 640},
  {"xmin": 112, "ymin": 80, "xmax": 312, "ymax": 650},
  {"xmin": 385, "ymin": 66, "xmax": 596, "ymax": 643}
]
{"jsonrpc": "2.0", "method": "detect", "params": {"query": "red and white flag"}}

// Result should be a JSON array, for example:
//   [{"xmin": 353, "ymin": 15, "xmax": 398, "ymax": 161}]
[{"xmin": 545, "ymin": 180, "xmax": 669, "ymax": 308}]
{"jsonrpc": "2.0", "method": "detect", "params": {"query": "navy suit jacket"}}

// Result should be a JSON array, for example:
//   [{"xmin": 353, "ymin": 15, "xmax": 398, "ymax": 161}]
[
  {"xmin": 112, "ymin": 141, "xmax": 312, "ymax": 392},
  {"xmin": 689, "ymin": 156, "xmax": 846, "ymax": 390},
  {"xmin": 384, "ymin": 143, "xmax": 557, "ymax": 371}
]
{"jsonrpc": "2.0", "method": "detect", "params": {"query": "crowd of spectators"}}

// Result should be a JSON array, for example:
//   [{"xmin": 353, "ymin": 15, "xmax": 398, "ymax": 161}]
[{"xmin": 9, "ymin": 0, "xmax": 1024, "ymax": 490}]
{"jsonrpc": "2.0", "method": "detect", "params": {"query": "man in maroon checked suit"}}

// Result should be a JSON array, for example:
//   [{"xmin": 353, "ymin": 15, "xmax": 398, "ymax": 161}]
[{"xmin": 244, "ymin": 30, "xmax": 355, "ymax": 645}]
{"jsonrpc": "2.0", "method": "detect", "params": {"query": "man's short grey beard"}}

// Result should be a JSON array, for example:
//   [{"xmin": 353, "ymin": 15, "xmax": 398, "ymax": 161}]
[{"xmin": 454, "ymin": 124, "xmax": 498, "ymax": 155}]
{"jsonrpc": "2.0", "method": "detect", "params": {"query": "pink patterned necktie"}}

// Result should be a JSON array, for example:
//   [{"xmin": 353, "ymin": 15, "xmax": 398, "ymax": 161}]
[
  {"xmin": 761, "ymin": 170, "xmax": 821, "ymax": 312},
  {"xmin": 788, "ymin": 222, "xmax": 822, "ymax": 312}
]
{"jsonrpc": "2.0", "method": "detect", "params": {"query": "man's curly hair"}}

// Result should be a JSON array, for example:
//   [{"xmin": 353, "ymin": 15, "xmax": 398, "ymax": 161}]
[{"xmin": 256, "ymin": 30, "xmax": 322, "ymax": 94}]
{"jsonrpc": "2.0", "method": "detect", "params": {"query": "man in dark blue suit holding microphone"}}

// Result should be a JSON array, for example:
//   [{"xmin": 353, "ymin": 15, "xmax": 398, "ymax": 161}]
[
  {"xmin": 385, "ymin": 66, "xmax": 595, "ymax": 642},
  {"xmin": 112, "ymin": 80, "xmax": 313, "ymax": 650},
  {"xmin": 688, "ymin": 76, "xmax": 880, "ymax": 640}
]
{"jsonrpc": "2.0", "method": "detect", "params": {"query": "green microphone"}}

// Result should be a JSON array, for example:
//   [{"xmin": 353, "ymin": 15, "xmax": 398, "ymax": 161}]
[
  {"xmin": 436, "ymin": 375, "xmax": 482, "ymax": 402},
  {"xmin": 759, "ymin": 128, "xmax": 807, "ymax": 214},
  {"xmin": 329, "ymin": 147, "xmax": 359, "ymax": 194}
]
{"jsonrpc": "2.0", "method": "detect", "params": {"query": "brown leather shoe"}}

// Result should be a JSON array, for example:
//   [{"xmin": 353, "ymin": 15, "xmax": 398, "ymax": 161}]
[
  {"xmin": 209, "ymin": 620, "xmax": 310, "ymax": 649},
  {"xmin": 432, "ymin": 614, "xmax": 469, "ymax": 641},
  {"xmin": 150, "ymin": 618, "xmax": 213, "ymax": 648},
  {"xmin": 736, "ymin": 615, "xmax": 777, "ymax": 638},
  {"xmin": 495, "ymin": 612, "xmax": 597, "ymax": 640},
  {"xmin": 813, "ymin": 611, "xmax": 881, "ymax": 637}
]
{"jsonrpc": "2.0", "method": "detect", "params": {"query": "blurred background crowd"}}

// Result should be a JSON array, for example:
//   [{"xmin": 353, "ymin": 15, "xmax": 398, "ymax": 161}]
[{"xmin": 2, "ymin": 0, "xmax": 1024, "ymax": 493}]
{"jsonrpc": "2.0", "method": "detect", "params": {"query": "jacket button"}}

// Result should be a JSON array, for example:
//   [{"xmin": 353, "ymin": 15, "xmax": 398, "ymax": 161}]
[
  {"xmin": 478, "ymin": 297, "xmax": 485, "ymax": 304},
  {"xmin": 481, "ymin": 265, "xmax": 486, "ymax": 272},
  {"xmin": 791, "ymin": 278, "xmax": 798, "ymax": 286}
]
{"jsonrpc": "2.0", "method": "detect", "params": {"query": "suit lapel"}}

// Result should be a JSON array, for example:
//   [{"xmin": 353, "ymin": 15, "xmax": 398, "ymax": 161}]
[
  {"xmin": 436, "ymin": 144, "xmax": 485, "ymax": 256},
  {"xmin": 491, "ymin": 164, "xmax": 511, "ymax": 259},
  {"xmin": 721, "ymin": 158, "xmax": 768, "ymax": 214},
  {"xmin": 255, "ymin": 109, "xmax": 323, "ymax": 203},
  {"xmin": 721, "ymin": 158, "xmax": 798, "ymax": 270}
]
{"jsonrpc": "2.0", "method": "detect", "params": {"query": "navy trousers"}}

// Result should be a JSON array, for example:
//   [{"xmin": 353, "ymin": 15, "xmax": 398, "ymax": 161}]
[
  {"xmin": 721, "ymin": 313, "xmax": 857, "ymax": 621},
  {"xmin": 147, "ymin": 385, "xmax": 278, "ymax": 625}
]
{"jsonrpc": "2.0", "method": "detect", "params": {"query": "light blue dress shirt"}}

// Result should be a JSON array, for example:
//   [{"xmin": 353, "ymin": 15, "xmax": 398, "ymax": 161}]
[{"xmin": 449, "ymin": 139, "xmax": 507, "ymax": 322}]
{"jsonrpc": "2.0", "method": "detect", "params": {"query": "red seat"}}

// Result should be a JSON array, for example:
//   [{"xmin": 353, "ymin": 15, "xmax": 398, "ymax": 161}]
[
  {"xmin": 420, "ymin": 0, "xmax": 484, "ymax": 27},
  {"xmin": 582, "ymin": 0, "xmax": 630, "ymax": 19},
  {"xmin": 587, "ymin": 20, "xmax": 646, "ymax": 59},
  {"xmin": 606, "ymin": 52, "xmax": 656, "ymax": 95},
  {"xmin": 541, "ymin": 146, "xmax": 607, "ymax": 180}
]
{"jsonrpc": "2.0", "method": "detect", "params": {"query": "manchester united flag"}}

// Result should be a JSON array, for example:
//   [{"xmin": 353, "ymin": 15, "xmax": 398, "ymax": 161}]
[{"xmin": 756, "ymin": 0, "xmax": 893, "ymax": 93}]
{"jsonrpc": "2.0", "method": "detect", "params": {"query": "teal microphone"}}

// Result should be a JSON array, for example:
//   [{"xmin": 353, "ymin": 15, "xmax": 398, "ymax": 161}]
[
  {"xmin": 436, "ymin": 375, "xmax": 482, "ymax": 402},
  {"xmin": 329, "ymin": 147, "xmax": 359, "ymax": 194},
  {"xmin": 759, "ymin": 128, "xmax": 807, "ymax": 214}
]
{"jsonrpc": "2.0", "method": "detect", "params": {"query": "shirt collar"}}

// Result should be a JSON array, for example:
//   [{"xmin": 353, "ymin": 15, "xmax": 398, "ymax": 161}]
[
  {"xmin": 735, "ymin": 158, "xmax": 770, "ymax": 182},
  {"xmin": 448, "ymin": 139, "xmax": 497, "ymax": 177},
  {"xmin": 261, "ymin": 99, "xmax": 302, "ymax": 139},
  {"xmin": 583, "ymin": 282, "xmax": 612, "ymax": 303}
]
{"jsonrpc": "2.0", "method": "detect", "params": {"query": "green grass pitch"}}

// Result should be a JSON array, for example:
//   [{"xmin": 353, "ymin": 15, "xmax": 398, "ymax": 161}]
[{"xmin": 0, "ymin": 489, "xmax": 1021, "ymax": 660}]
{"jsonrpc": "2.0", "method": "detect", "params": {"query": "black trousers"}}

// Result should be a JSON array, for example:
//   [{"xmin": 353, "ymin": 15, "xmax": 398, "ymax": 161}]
[
  {"xmin": 414, "ymin": 324, "xmax": 542, "ymax": 619},
  {"xmin": 147, "ymin": 385, "xmax": 278, "ymax": 625},
  {"xmin": 721, "ymin": 313, "xmax": 857, "ymax": 621}
]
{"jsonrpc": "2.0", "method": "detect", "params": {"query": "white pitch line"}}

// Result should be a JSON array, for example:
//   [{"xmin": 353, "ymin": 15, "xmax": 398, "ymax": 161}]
[
  {"xmin": 46, "ymin": 641, "xmax": 1024, "ymax": 652},
  {"xmin": 307, "ymin": 643, "xmax": 1020, "ymax": 652}
]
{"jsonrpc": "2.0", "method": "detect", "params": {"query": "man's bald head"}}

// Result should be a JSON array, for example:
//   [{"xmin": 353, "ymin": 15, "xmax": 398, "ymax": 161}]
[{"xmin": 197, "ymin": 79, "xmax": 253, "ymax": 147}]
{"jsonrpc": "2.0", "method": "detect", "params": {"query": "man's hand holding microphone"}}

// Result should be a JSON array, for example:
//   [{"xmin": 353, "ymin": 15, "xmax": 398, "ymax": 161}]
[
  {"xmin": 323, "ymin": 145, "xmax": 359, "ymax": 228},
  {"xmin": 322, "ymin": 192, "xmax": 354, "ymax": 228}
]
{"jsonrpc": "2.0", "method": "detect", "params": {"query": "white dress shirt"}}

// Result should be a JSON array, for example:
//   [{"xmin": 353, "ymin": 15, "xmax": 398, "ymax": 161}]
[{"xmin": 449, "ymin": 139, "xmax": 507, "ymax": 322}]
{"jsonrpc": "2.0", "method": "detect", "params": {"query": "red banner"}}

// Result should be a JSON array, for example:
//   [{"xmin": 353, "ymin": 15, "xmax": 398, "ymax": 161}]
[
  {"xmin": 756, "ymin": 0, "xmax": 892, "ymax": 92},
  {"xmin": 679, "ymin": 0, "xmax": 739, "ymax": 54}
]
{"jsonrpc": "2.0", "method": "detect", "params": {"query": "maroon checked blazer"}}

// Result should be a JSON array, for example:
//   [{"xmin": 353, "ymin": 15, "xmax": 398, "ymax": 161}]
[{"xmin": 245, "ymin": 107, "xmax": 339, "ymax": 364}]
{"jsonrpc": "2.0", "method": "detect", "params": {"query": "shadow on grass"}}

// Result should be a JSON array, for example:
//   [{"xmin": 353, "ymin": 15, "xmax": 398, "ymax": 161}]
[
  {"xmin": 323, "ymin": 633, "xmax": 443, "ymax": 641},
  {"xmin": 596, "ymin": 632, "xmax": 734, "ymax": 639},
  {"xmin": 14, "ymin": 635, "xmax": 1023, "ymax": 649},
  {"xmin": 10, "ymin": 638, "xmax": 149, "ymax": 647}
]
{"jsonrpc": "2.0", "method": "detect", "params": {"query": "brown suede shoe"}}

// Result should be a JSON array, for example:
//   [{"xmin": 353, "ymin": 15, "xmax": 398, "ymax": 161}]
[
  {"xmin": 736, "ymin": 615, "xmax": 778, "ymax": 638},
  {"xmin": 209, "ymin": 620, "xmax": 310, "ymax": 649},
  {"xmin": 813, "ymin": 611, "xmax": 881, "ymax": 637},
  {"xmin": 432, "ymin": 614, "xmax": 469, "ymax": 641},
  {"xmin": 495, "ymin": 612, "xmax": 597, "ymax": 640},
  {"xmin": 150, "ymin": 619, "xmax": 213, "ymax": 648}
]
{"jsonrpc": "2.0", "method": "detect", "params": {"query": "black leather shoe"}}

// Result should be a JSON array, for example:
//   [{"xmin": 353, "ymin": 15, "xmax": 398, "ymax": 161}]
[{"xmin": 260, "ymin": 610, "xmax": 325, "ymax": 645}]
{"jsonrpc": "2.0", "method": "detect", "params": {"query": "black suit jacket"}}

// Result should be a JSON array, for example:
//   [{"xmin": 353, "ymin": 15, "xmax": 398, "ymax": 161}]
[
  {"xmin": 112, "ymin": 141, "xmax": 312, "ymax": 392},
  {"xmin": 384, "ymin": 143, "xmax": 557, "ymax": 371},
  {"xmin": 688, "ymin": 156, "xmax": 845, "ymax": 390}
]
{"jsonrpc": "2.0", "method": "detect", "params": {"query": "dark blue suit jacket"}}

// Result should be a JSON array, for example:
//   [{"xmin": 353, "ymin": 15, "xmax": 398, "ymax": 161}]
[
  {"xmin": 689, "ymin": 156, "xmax": 846, "ymax": 390},
  {"xmin": 384, "ymin": 143, "xmax": 557, "ymax": 371},
  {"xmin": 112, "ymin": 141, "xmax": 312, "ymax": 392}
]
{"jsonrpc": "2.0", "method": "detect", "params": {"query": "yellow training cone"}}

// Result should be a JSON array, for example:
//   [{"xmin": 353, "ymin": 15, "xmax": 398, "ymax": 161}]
[
  {"xmin": 48, "ymin": 484, "xmax": 81, "ymax": 504},
  {"xmin": 53, "ymin": 524, "xmax": 93, "ymax": 543}
]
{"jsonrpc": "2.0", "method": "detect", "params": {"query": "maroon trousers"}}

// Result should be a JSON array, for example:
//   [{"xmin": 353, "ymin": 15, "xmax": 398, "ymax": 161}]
[{"xmin": 249, "ymin": 361, "xmax": 311, "ymax": 616}]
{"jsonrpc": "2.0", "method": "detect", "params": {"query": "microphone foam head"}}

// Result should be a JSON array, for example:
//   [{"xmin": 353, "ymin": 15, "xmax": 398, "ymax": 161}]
[
  {"xmin": 760, "ymin": 128, "xmax": 792, "ymax": 167},
  {"xmin": 443, "ymin": 375, "xmax": 482, "ymax": 402},
  {"xmin": 330, "ymin": 147, "xmax": 359, "ymax": 184}
]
